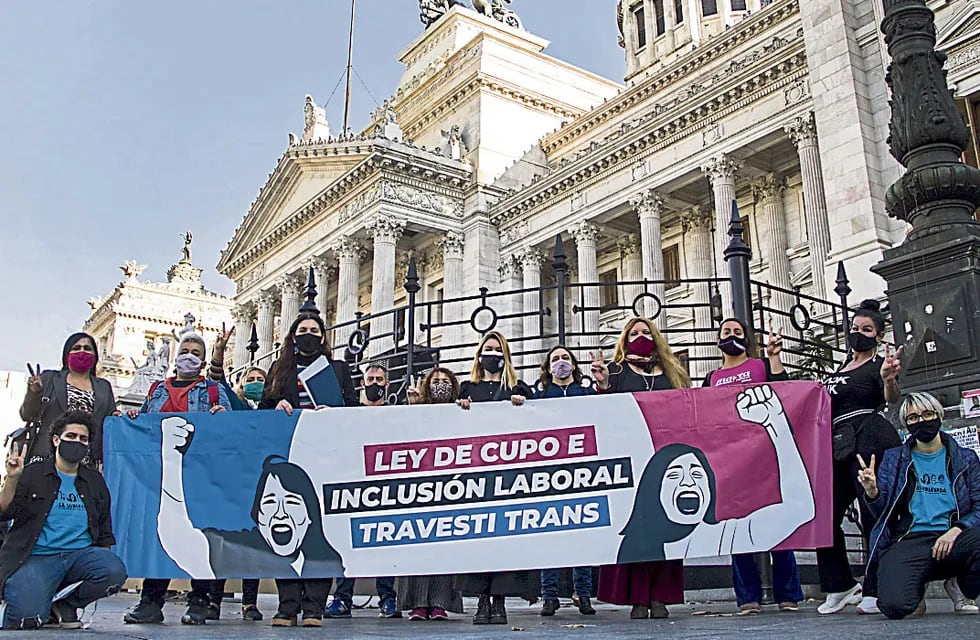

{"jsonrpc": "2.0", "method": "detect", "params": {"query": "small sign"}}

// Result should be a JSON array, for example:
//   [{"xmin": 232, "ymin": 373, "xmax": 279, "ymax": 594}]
[
  {"xmin": 944, "ymin": 425, "xmax": 980, "ymax": 461},
  {"xmin": 962, "ymin": 388, "xmax": 980, "ymax": 419}
]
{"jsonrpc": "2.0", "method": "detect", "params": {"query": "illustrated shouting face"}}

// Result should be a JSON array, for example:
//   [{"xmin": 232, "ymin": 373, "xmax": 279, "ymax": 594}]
[
  {"xmin": 256, "ymin": 474, "xmax": 311, "ymax": 557},
  {"xmin": 659, "ymin": 452, "xmax": 712, "ymax": 525}
]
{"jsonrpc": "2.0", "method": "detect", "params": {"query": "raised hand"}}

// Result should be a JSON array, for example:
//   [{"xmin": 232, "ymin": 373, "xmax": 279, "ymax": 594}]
[
  {"xmin": 26, "ymin": 363, "xmax": 41, "ymax": 394},
  {"xmin": 5, "ymin": 443, "xmax": 28, "ymax": 478},
  {"xmin": 766, "ymin": 327, "xmax": 784, "ymax": 358},
  {"xmin": 161, "ymin": 416, "xmax": 195, "ymax": 455},
  {"xmin": 213, "ymin": 323, "xmax": 235, "ymax": 356},
  {"xmin": 406, "ymin": 375, "xmax": 421, "ymax": 405},
  {"xmin": 736, "ymin": 384, "xmax": 785, "ymax": 426},
  {"xmin": 857, "ymin": 453, "xmax": 878, "ymax": 499},
  {"xmin": 880, "ymin": 344, "xmax": 904, "ymax": 382},
  {"xmin": 589, "ymin": 350, "xmax": 609, "ymax": 389}
]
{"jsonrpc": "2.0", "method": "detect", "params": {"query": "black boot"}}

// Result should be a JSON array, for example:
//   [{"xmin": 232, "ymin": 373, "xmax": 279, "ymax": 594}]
[
  {"xmin": 489, "ymin": 595, "xmax": 508, "ymax": 624},
  {"xmin": 578, "ymin": 596, "xmax": 596, "ymax": 615},
  {"xmin": 181, "ymin": 595, "xmax": 209, "ymax": 625},
  {"xmin": 541, "ymin": 599, "xmax": 559, "ymax": 616},
  {"xmin": 473, "ymin": 595, "xmax": 491, "ymax": 625}
]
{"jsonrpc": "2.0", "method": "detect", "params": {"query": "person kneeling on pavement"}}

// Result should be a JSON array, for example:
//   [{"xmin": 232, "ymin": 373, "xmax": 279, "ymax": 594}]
[
  {"xmin": 0, "ymin": 410, "xmax": 127, "ymax": 630},
  {"xmin": 860, "ymin": 392, "xmax": 980, "ymax": 619}
]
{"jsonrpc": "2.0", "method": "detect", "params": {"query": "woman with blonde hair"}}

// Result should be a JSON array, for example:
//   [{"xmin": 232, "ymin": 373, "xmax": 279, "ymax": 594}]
[
  {"xmin": 590, "ymin": 316, "xmax": 689, "ymax": 620},
  {"xmin": 236, "ymin": 367, "xmax": 267, "ymax": 409},
  {"xmin": 456, "ymin": 331, "xmax": 533, "ymax": 624}
]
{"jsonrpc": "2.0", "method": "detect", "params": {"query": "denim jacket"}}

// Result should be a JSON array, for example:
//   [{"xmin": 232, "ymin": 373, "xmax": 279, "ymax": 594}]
[
  {"xmin": 139, "ymin": 378, "xmax": 232, "ymax": 414},
  {"xmin": 865, "ymin": 432, "xmax": 980, "ymax": 567}
]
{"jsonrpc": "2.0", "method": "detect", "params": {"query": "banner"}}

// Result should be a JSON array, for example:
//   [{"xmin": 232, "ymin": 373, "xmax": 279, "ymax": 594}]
[{"xmin": 103, "ymin": 382, "xmax": 832, "ymax": 579}]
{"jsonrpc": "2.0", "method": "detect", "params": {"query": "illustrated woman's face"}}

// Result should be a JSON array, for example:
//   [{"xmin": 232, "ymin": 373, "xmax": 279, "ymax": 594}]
[
  {"xmin": 659, "ymin": 452, "xmax": 711, "ymax": 525},
  {"xmin": 256, "ymin": 474, "xmax": 311, "ymax": 557}
]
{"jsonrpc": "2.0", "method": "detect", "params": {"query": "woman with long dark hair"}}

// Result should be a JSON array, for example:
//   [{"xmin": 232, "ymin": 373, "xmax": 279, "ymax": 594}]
[
  {"xmin": 816, "ymin": 300, "xmax": 902, "ymax": 615},
  {"xmin": 398, "ymin": 367, "xmax": 465, "ymax": 621},
  {"xmin": 456, "ymin": 331, "xmax": 533, "ymax": 625},
  {"xmin": 259, "ymin": 311, "xmax": 358, "ymax": 626},
  {"xmin": 702, "ymin": 318, "xmax": 803, "ymax": 614},
  {"xmin": 20, "ymin": 332, "xmax": 118, "ymax": 466},
  {"xmin": 590, "ymin": 317, "xmax": 690, "ymax": 620}
]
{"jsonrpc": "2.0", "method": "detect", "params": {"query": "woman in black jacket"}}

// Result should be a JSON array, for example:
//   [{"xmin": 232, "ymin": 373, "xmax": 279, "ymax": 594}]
[
  {"xmin": 20, "ymin": 332, "xmax": 117, "ymax": 466},
  {"xmin": 259, "ymin": 312, "xmax": 357, "ymax": 626}
]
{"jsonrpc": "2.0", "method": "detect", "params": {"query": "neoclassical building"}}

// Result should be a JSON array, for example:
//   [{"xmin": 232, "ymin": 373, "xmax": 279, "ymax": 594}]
[{"xmin": 217, "ymin": 0, "xmax": 980, "ymax": 377}]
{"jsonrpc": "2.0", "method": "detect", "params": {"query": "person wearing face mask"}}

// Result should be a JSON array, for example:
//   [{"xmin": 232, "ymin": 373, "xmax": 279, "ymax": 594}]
[
  {"xmin": 701, "ymin": 319, "xmax": 801, "ymax": 614},
  {"xmin": 324, "ymin": 364, "xmax": 400, "ymax": 620},
  {"xmin": 259, "ymin": 312, "xmax": 358, "ymax": 626},
  {"xmin": 816, "ymin": 300, "xmax": 903, "ymax": 616},
  {"xmin": 860, "ymin": 392, "xmax": 980, "ymax": 619},
  {"xmin": 0, "ymin": 411, "xmax": 127, "ymax": 630},
  {"xmin": 533, "ymin": 346, "xmax": 597, "ymax": 617},
  {"xmin": 236, "ymin": 367, "xmax": 268, "ymax": 410},
  {"xmin": 398, "ymin": 368, "xmax": 466, "ymax": 621},
  {"xmin": 590, "ymin": 317, "xmax": 691, "ymax": 620},
  {"xmin": 20, "ymin": 333, "xmax": 118, "ymax": 467},
  {"xmin": 455, "ymin": 332, "xmax": 534, "ymax": 625},
  {"xmin": 122, "ymin": 333, "xmax": 232, "ymax": 626}
]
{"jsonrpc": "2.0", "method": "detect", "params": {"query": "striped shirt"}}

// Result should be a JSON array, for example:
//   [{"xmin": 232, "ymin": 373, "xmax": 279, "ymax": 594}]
[{"xmin": 296, "ymin": 365, "xmax": 315, "ymax": 410}]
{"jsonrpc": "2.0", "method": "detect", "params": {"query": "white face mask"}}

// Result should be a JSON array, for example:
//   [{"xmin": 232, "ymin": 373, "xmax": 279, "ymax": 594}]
[{"xmin": 659, "ymin": 453, "xmax": 711, "ymax": 525}]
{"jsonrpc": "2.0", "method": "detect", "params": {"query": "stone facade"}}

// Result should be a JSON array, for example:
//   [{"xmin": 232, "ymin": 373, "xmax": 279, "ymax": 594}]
[{"xmin": 217, "ymin": 1, "xmax": 980, "ymax": 376}]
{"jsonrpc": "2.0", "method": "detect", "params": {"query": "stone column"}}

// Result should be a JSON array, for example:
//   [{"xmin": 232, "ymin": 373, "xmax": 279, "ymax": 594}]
[
  {"xmin": 518, "ymin": 247, "xmax": 545, "ymax": 362},
  {"xmin": 754, "ymin": 173, "xmax": 793, "ymax": 295},
  {"xmin": 309, "ymin": 256, "xmax": 334, "ymax": 321},
  {"xmin": 332, "ymin": 236, "xmax": 363, "ymax": 325},
  {"xmin": 786, "ymin": 113, "xmax": 831, "ymax": 299},
  {"xmin": 569, "ymin": 221, "xmax": 601, "ymax": 350},
  {"xmin": 255, "ymin": 290, "xmax": 277, "ymax": 368},
  {"xmin": 278, "ymin": 275, "xmax": 303, "ymax": 339},
  {"xmin": 231, "ymin": 304, "xmax": 253, "ymax": 371},
  {"xmin": 368, "ymin": 216, "xmax": 405, "ymax": 356},
  {"xmin": 438, "ymin": 231, "xmax": 466, "ymax": 348},
  {"xmin": 701, "ymin": 154, "xmax": 740, "ymax": 278},
  {"xmin": 498, "ymin": 256, "xmax": 523, "ymax": 349},
  {"xmin": 682, "ymin": 207, "xmax": 716, "ymax": 379},
  {"xmin": 618, "ymin": 233, "xmax": 643, "ymax": 316},
  {"xmin": 631, "ymin": 189, "xmax": 668, "ymax": 324}
]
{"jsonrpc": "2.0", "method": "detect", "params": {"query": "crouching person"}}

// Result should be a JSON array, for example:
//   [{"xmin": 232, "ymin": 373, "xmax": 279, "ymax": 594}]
[
  {"xmin": 0, "ymin": 410, "xmax": 127, "ymax": 629},
  {"xmin": 860, "ymin": 392, "xmax": 980, "ymax": 620}
]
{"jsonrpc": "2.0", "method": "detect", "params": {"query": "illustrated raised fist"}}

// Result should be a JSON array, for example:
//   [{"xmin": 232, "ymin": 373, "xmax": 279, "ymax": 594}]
[
  {"xmin": 161, "ymin": 416, "xmax": 195, "ymax": 455},
  {"xmin": 736, "ymin": 384, "xmax": 784, "ymax": 426}
]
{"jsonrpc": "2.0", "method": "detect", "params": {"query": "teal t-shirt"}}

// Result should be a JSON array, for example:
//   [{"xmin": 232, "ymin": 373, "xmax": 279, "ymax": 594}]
[
  {"xmin": 32, "ymin": 469, "xmax": 93, "ymax": 555},
  {"xmin": 909, "ymin": 447, "xmax": 957, "ymax": 533}
]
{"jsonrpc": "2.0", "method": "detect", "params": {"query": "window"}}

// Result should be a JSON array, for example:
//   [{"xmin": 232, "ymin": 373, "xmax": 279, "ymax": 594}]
[
  {"xmin": 427, "ymin": 284, "xmax": 444, "ymax": 325},
  {"xmin": 731, "ymin": 0, "xmax": 747, "ymax": 11},
  {"xmin": 675, "ymin": 0, "xmax": 685, "ymax": 23},
  {"xmin": 654, "ymin": 0, "xmax": 666, "ymax": 36},
  {"xmin": 633, "ymin": 5, "xmax": 647, "ymax": 49},
  {"xmin": 599, "ymin": 269, "xmax": 620, "ymax": 311},
  {"xmin": 663, "ymin": 245, "xmax": 681, "ymax": 289},
  {"xmin": 958, "ymin": 95, "xmax": 980, "ymax": 221},
  {"xmin": 675, "ymin": 349, "xmax": 691, "ymax": 375},
  {"xmin": 702, "ymin": 0, "xmax": 719, "ymax": 16}
]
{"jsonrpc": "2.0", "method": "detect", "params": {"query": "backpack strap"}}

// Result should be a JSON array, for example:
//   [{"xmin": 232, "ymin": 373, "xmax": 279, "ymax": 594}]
[{"xmin": 148, "ymin": 380, "xmax": 163, "ymax": 399}]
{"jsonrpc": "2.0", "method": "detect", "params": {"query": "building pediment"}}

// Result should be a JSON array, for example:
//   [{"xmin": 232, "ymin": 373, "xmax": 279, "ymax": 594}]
[{"xmin": 936, "ymin": 1, "xmax": 979, "ymax": 51}]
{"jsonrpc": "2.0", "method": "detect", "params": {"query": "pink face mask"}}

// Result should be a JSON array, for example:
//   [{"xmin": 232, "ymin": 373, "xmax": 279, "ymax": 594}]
[
  {"xmin": 66, "ymin": 351, "xmax": 95, "ymax": 373},
  {"xmin": 627, "ymin": 334, "xmax": 657, "ymax": 358}
]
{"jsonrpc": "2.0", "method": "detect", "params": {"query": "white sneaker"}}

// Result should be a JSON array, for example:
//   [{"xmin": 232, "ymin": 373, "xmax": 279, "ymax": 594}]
[
  {"xmin": 855, "ymin": 596, "xmax": 880, "ymax": 615},
  {"xmin": 817, "ymin": 584, "xmax": 863, "ymax": 615},
  {"xmin": 944, "ymin": 578, "xmax": 980, "ymax": 615}
]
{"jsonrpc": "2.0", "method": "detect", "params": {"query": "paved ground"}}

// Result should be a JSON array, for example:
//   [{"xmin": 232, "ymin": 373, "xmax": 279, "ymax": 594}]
[{"xmin": 45, "ymin": 593, "xmax": 980, "ymax": 639}]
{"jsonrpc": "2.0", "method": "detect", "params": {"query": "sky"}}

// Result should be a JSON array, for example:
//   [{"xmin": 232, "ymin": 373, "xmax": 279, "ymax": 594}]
[{"xmin": 0, "ymin": 0, "xmax": 625, "ymax": 372}]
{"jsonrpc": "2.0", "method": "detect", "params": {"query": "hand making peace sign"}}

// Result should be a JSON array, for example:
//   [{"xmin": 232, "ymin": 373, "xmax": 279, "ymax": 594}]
[
  {"xmin": 589, "ymin": 349, "xmax": 609, "ymax": 390},
  {"xmin": 857, "ymin": 453, "xmax": 878, "ymax": 499},
  {"xmin": 766, "ymin": 327, "xmax": 784, "ymax": 358},
  {"xmin": 880, "ymin": 344, "xmax": 904, "ymax": 383},
  {"xmin": 5, "ymin": 443, "xmax": 28, "ymax": 479},
  {"xmin": 406, "ymin": 375, "xmax": 421, "ymax": 405},
  {"xmin": 26, "ymin": 362, "xmax": 42, "ymax": 394}
]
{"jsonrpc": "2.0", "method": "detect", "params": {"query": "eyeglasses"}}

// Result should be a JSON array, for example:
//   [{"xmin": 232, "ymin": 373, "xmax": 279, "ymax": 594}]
[{"xmin": 905, "ymin": 410, "xmax": 939, "ymax": 425}]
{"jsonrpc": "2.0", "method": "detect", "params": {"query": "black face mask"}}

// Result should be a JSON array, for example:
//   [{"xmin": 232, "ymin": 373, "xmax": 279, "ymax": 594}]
[
  {"xmin": 847, "ymin": 331, "xmax": 878, "ymax": 353},
  {"xmin": 910, "ymin": 418, "xmax": 942, "ymax": 444},
  {"xmin": 480, "ymin": 354, "xmax": 504, "ymax": 373},
  {"xmin": 294, "ymin": 333, "xmax": 323, "ymax": 356},
  {"xmin": 718, "ymin": 336, "xmax": 747, "ymax": 356},
  {"xmin": 364, "ymin": 384, "xmax": 386, "ymax": 403},
  {"xmin": 57, "ymin": 440, "xmax": 88, "ymax": 465}
]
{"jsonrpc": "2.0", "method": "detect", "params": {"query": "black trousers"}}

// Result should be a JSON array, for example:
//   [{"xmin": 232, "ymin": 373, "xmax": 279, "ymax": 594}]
[
  {"xmin": 275, "ymin": 579, "xmax": 330, "ymax": 617},
  {"xmin": 877, "ymin": 529, "xmax": 980, "ymax": 619},
  {"xmin": 816, "ymin": 458, "xmax": 880, "ymax": 595},
  {"xmin": 205, "ymin": 579, "xmax": 259, "ymax": 606},
  {"xmin": 140, "ymin": 578, "xmax": 223, "ymax": 606}
]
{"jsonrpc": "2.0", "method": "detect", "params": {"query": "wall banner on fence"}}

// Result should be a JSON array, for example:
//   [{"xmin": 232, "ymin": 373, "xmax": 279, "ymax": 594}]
[{"xmin": 103, "ymin": 382, "xmax": 832, "ymax": 579}]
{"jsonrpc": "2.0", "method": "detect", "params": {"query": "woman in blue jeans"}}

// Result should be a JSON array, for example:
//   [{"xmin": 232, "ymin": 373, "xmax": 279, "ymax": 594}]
[
  {"xmin": 534, "ymin": 346, "xmax": 596, "ymax": 617},
  {"xmin": 702, "ymin": 319, "xmax": 803, "ymax": 614}
]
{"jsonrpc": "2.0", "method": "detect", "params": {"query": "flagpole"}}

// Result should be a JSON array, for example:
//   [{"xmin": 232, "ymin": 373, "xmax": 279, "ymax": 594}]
[{"xmin": 343, "ymin": 0, "xmax": 356, "ymax": 134}]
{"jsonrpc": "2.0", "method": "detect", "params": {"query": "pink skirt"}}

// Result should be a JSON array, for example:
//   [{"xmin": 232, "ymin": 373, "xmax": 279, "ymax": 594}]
[{"xmin": 597, "ymin": 560, "xmax": 684, "ymax": 605}]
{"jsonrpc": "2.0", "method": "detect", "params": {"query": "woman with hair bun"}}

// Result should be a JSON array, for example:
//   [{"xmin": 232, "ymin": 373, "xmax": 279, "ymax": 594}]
[{"xmin": 816, "ymin": 299, "xmax": 903, "ymax": 616}]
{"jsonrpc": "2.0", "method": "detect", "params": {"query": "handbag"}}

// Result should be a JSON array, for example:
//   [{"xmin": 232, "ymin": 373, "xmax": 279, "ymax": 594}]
[
  {"xmin": 831, "ymin": 409, "xmax": 877, "ymax": 462},
  {"xmin": 4, "ymin": 396, "xmax": 48, "ymax": 464}
]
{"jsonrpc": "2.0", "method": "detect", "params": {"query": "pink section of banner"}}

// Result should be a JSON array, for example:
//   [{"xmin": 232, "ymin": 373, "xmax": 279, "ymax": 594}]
[
  {"xmin": 631, "ymin": 381, "xmax": 833, "ymax": 550},
  {"xmin": 362, "ymin": 426, "xmax": 599, "ymax": 476}
]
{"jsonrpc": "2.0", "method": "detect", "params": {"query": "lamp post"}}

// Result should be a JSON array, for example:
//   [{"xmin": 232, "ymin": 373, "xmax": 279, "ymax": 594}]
[{"xmin": 871, "ymin": 0, "xmax": 980, "ymax": 405}]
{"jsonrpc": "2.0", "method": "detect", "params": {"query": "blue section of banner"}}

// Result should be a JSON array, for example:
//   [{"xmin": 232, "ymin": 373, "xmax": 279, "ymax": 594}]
[
  {"xmin": 349, "ymin": 496, "xmax": 611, "ymax": 549},
  {"xmin": 102, "ymin": 410, "xmax": 300, "ymax": 578}
]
